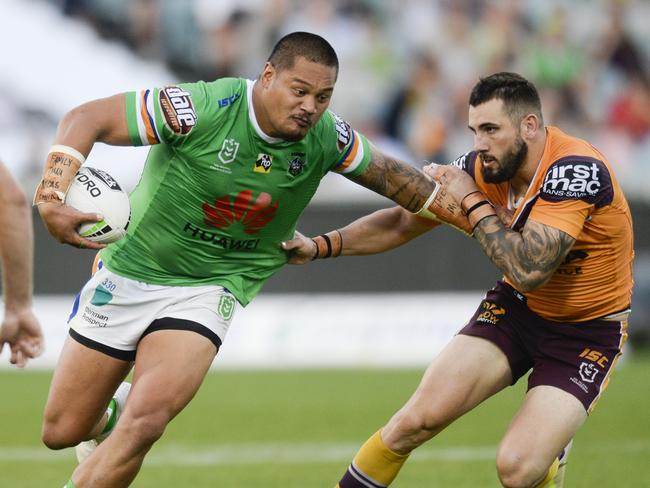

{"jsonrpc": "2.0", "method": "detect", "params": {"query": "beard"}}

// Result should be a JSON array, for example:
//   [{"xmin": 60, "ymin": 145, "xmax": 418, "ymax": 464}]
[{"xmin": 480, "ymin": 137, "xmax": 528, "ymax": 183}]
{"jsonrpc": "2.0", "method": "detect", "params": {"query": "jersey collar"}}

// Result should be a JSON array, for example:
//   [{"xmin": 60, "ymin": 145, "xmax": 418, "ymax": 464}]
[{"xmin": 247, "ymin": 79, "xmax": 284, "ymax": 144}]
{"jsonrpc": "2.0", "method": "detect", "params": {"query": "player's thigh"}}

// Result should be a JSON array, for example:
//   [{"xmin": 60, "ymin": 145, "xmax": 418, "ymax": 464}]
[
  {"xmin": 44, "ymin": 336, "xmax": 132, "ymax": 434},
  {"xmin": 396, "ymin": 335, "xmax": 512, "ymax": 428},
  {"xmin": 498, "ymin": 385, "xmax": 586, "ymax": 467},
  {"xmin": 121, "ymin": 329, "xmax": 218, "ymax": 433}
]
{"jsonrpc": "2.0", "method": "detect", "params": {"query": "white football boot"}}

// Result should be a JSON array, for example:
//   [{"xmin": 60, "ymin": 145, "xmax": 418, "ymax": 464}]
[{"xmin": 75, "ymin": 381, "xmax": 131, "ymax": 463}]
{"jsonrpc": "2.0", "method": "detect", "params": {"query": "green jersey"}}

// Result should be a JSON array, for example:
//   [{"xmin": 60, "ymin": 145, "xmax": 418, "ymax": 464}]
[{"xmin": 100, "ymin": 78, "xmax": 371, "ymax": 305}]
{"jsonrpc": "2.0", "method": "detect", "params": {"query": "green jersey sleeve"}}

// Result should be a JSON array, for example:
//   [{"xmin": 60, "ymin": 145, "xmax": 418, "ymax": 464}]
[
  {"xmin": 325, "ymin": 111, "xmax": 372, "ymax": 177},
  {"xmin": 124, "ymin": 80, "xmax": 236, "ymax": 147}
]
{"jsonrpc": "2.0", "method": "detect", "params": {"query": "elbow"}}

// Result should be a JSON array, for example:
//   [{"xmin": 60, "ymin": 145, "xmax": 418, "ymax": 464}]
[
  {"xmin": 506, "ymin": 272, "xmax": 551, "ymax": 294},
  {"xmin": 1, "ymin": 177, "xmax": 28, "ymax": 210}
]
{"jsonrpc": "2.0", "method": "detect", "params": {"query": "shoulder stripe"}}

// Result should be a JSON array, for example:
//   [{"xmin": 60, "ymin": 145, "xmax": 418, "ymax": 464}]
[
  {"xmin": 136, "ymin": 89, "xmax": 160, "ymax": 145},
  {"xmin": 334, "ymin": 130, "xmax": 365, "ymax": 174}
]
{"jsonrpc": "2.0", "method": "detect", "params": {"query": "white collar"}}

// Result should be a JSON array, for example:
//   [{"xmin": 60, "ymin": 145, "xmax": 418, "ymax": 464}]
[{"xmin": 246, "ymin": 79, "xmax": 284, "ymax": 144}]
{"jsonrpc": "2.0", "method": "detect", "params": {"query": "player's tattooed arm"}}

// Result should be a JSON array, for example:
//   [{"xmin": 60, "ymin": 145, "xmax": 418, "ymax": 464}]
[
  {"xmin": 349, "ymin": 145, "xmax": 433, "ymax": 212},
  {"xmin": 473, "ymin": 216, "xmax": 576, "ymax": 292}
]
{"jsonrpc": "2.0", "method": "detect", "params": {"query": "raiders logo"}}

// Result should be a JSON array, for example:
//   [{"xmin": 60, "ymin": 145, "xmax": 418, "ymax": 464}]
[
  {"xmin": 540, "ymin": 156, "xmax": 613, "ymax": 207},
  {"xmin": 159, "ymin": 86, "xmax": 197, "ymax": 135}
]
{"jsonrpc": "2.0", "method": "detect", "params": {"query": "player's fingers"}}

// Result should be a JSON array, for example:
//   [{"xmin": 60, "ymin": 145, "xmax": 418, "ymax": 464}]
[{"xmin": 73, "ymin": 237, "xmax": 106, "ymax": 251}]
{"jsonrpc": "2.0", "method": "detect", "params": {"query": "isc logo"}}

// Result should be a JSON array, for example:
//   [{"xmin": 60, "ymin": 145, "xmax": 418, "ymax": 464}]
[{"xmin": 579, "ymin": 348, "xmax": 609, "ymax": 368}]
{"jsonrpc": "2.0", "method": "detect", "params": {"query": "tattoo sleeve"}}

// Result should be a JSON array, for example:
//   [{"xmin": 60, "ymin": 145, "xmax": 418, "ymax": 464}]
[
  {"xmin": 473, "ymin": 216, "xmax": 576, "ymax": 292},
  {"xmin": 349, "ymin": 145, "xmax": 435, "ymax": 212}
]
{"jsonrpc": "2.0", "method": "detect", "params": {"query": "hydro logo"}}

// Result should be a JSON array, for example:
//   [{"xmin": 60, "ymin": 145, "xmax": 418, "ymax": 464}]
[
  {"xmin": 540, "ymin": 157, "xmax": 613, "ymax": 207},
  {"xmin": 202, "ymin": 190, "xmax": 278, "ymax": 235},
  {"xmin": 160, "ymin": 86, "xmax": 197, "ymax": 135}
]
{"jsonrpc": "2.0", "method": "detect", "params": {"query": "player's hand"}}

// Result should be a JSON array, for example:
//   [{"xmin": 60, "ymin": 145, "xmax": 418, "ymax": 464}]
[
  {"xmin": 281, "ymin": 231, "xmax": 317, "ymax": 264},
  {"xmin": 37, "ymin": 202, "xmax": 106, "ymax": 250},
  {"xmin": 423, "ymin": 163, "xmax": 482, "ymax": 205},
  {"xmin": 0, "ymin": 307, "xmax": 44, "ymax": 368},
  {"xmin": 495, "ymin": 205, "xmax": 515, "ymax": 227}
]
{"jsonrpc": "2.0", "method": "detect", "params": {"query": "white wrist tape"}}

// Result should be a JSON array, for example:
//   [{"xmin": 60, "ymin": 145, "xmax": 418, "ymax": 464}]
[
  {"xmin": 414, "ymin": 184, "xmax": 442, "ymax": 221},
  {"xmin": 49, "ymin": 144, "xmax": 86, "ymax": 164}
]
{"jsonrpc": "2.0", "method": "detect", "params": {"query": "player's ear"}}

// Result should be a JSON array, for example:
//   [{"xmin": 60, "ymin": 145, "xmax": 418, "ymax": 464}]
[
  {"xmin": 520, "ymin": 113, "xmax": 540, "ymax": 139},
  {"xmin": 260, "ymin": 62, "xmax": 275, "ymax": 87}
]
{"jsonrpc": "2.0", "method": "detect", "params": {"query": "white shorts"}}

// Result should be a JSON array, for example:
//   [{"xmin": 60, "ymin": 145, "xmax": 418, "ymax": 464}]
[{"xmin": 68, "ymin": 266, "xmax": 238, "ymax": 361}]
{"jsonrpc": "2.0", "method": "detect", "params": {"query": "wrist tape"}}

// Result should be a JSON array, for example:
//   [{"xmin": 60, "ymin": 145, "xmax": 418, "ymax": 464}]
[
  {"xmin": 33, "ymin": 144, "xmax": 85, "ymax": 206},
  {"xmin": 311, "ymin": 230, "xmax": 343, "ymax": 260}
]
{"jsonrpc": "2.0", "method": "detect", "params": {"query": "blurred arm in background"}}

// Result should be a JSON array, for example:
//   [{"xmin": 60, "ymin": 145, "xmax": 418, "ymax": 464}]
[{"xmin": 0, "ymin": 160, "xmax": 43, "ymax": 367}]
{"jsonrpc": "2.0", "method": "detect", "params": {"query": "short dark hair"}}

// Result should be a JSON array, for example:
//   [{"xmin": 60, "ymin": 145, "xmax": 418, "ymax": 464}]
[
  {"xmin": 469, "ymin": 72, "xmax": 543, "ymax": 124},
  {"xmin": 267, "ymin": 32, "xmax": 339, "ymax": 78}
]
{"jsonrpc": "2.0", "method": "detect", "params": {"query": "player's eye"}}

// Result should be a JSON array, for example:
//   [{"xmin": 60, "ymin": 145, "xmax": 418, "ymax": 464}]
[{"xmin": 294, "ymin": 88, "xmax": 306, "ymax": 96}]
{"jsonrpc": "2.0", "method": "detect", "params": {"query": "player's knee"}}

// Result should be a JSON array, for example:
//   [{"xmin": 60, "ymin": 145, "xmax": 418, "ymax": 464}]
[
  {"xmin": 117, "ymin": 409, "xmax": 170, "ymax": 448},
  {"xmin": 496, "ymin": 449, "xmax": 547, "ymax": 488},
  {"xmin": 41, "ymin": 417, "xmax": 84, "ymax": 450},
  {"xmin": 384, "ymin": 408, "xmax": 442, "ymax": 454}
]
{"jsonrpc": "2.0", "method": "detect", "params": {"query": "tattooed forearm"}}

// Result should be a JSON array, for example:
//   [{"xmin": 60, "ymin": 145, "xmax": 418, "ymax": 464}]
[
  {"xmin": 350, "ymin": 146, "xmax": 435, "ymax": 212},
  {"xmin": 473, "ymin": 216, "xmax": 576, "ymax": 292}
]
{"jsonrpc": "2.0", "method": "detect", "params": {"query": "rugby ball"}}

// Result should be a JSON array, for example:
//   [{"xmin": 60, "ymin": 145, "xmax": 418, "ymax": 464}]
[{"xmin": 64, "ymin": 167, "xmax": 131, "ymax": 244}]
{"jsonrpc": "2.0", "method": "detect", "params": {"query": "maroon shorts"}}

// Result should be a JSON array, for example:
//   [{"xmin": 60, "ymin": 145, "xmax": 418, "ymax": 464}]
[{"xmin": 459, "ymin": 281, "xmax": 628, "ymax": 413}]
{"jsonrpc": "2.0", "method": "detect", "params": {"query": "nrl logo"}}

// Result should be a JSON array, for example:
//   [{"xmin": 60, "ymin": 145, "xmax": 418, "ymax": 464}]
[
  {"xmin": 578, "ymin": 362, "xmax": 599, "ymax": 383},
  {"xmin": 218, "ymin": 138, "xmax": 240, "ymax": 165}
]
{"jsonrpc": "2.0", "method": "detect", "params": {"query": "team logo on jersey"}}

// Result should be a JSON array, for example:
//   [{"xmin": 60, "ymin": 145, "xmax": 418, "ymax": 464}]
[
  {"xmin": 217, "ymin": 295, "xmax": 235, "ymax": 321},
  {"xmin": 540, "ymin": 157, "xmax": 613, "ymax": 207},
  {"xmin": 159, "ymin": 86, "xmax": 197, "ymax": 135},
  {"xmin": 254, "ymin": 154, "xmax": 273, "ymax": 173},
  {"xmin": 578, "ymin": 362, "xmax": 599, "ymax": 383},
  {"xmin": 476, "ymin": 301, "xmax": 506, "ymax": 325},
  {"xmin": 217, "ymin": 138, "xmax": 240, "ymax": 165},
  {"xmin": 332, "ymin": 113, "xmax": 352, "ymax": 152},
  {"xmin": 288, "ymin": 153, "xmax": 305, "ymax": 177},
  {"xmin": 202, "ymin": 189, "xmax": 278, "ymax": 235}
]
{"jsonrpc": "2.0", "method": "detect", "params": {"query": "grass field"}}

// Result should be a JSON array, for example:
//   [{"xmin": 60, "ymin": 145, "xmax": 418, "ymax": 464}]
[{"xmin": 1, "ymin": 352, "xmax": 649, "ymax": 487}]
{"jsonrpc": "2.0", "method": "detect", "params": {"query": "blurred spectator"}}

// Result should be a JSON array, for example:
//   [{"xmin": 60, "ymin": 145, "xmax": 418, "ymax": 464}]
[
  {"xmin": 607, "ymin": 75, "xmax": 650, "ymax": 142},
  {"xmin": 382, "ymin": 51, "xmax": 450, "ymax": 163}
]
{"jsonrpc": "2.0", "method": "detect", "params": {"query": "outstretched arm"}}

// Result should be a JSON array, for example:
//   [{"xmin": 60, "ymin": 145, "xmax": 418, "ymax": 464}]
[
  {"xmin": 282, "ymin": 207, "xmax": 438, "ymax": 264},
  {"xmin": 0, "ymin": 161, "xmax": 44, "ymax": 367},
  {"xmin": 348, "ymin": 145, "xmax": 472, "ymax": 235}
]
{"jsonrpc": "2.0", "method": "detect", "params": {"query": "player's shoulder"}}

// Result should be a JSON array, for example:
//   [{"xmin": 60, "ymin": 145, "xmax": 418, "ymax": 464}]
[
  {"xmin": 179, "ymin": 77, "xmax": 246, "ymax": 108},
  {"xmin": 539, "ymin": 127, "xmax": 616, "ymax": 208}
]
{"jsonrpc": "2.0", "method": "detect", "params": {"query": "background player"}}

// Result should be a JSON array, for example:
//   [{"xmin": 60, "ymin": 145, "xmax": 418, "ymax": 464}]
[
  {"xmin": 0, "ymin": 159, "xmax": 43, "ymax": 367},
  {"xmin": 34, "ymin": 32, "xmax": 464, "ymax": 488},
  {"xmin": 283, "ymin": 72, "xmax": 634, "ymax": 488}
]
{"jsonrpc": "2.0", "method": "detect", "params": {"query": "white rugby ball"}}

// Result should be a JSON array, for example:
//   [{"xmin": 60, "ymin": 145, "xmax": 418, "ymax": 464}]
[{"xmin": 64, "ymin": 167, "xmax": 131, "ymax": 244}]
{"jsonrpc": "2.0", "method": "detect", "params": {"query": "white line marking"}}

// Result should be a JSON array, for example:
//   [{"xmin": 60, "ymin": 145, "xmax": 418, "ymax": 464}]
[{"xmin": 1, "ymin": 440, "xmax": 647, "ymax": 466}]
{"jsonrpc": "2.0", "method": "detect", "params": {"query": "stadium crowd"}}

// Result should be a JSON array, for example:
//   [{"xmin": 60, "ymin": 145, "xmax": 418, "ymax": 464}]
[{"xmin": 50, "ymin": 0, "xmax": 650, "ymax": 198}]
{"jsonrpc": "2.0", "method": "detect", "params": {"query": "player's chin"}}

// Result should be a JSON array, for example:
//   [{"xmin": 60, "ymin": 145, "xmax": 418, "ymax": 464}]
[{"xmin": 282, "ymin": 126, "xmax": 309, "ymax": 142}]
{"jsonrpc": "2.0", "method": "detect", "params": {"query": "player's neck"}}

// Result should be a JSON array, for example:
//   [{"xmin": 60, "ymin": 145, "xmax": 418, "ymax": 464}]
[
  {"xmin": 511, "ymin": 128, "xmax": 547, "ymax": 198},
  {"xmin": 251, "ymin": 81, "xmax": 274, "ymax": 137}
]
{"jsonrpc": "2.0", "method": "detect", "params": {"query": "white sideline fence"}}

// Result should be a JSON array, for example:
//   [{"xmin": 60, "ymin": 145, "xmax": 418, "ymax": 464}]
[{"xmin": 0, "ymin": 292, "xmax": 484, "ymax": 369}]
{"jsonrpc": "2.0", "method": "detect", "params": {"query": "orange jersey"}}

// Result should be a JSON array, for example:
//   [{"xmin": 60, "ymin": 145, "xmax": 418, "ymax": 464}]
[{"xmin": 453, "ymin": 126, "xmax": 634, "ymax": 322}]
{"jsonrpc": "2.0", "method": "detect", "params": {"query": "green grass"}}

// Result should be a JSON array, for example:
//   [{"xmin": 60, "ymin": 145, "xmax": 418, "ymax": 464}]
[{"xmin": 1, "ymin": 352, "xmax": 649, "ymax": 487}]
